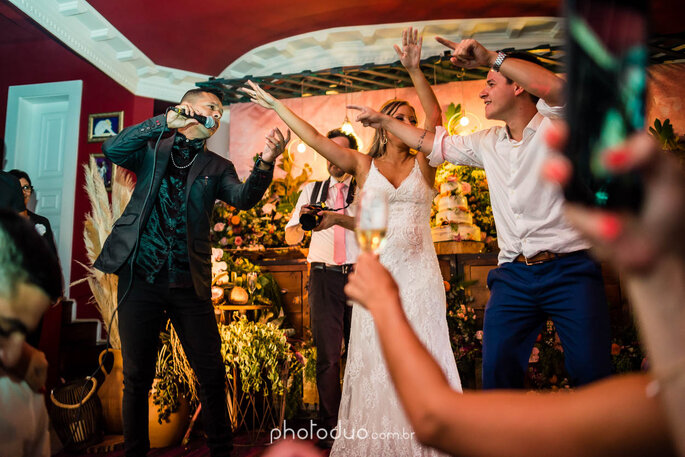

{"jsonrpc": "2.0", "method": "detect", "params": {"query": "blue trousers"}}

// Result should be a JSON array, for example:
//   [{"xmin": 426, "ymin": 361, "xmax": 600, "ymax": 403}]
[{"xmin": 482, "ymin": 251, "xmax": 611, "ymax": 389}]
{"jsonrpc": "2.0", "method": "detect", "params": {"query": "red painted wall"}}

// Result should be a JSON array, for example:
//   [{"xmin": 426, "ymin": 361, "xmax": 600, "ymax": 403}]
[{"xmin": 0, "ymin": 20, "xmax": 154, "ymax": 320}]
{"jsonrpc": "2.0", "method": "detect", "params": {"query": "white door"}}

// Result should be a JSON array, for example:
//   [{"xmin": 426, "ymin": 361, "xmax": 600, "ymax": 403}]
[{"xmin": 5, "ymin": 81, "xmax": 82, "ymax": 295}]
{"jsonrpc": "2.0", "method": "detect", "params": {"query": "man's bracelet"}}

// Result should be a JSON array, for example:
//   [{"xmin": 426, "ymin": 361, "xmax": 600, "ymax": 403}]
[
  {"xmin": 255, "ymin": 155, "xmax": 274, "ymax": 170},
  {"xmin": 492, "ymin": 51, "xmax": 507, "ymax": 72}
]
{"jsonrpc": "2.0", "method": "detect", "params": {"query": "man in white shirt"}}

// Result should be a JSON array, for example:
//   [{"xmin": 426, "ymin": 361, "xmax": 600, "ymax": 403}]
[
  {"xmin": 285, "ymin": 129, "xmax": 358, "ymax": 444},
  {"xmin": 351, "ymin": 38, "xmax": 611, "ymax": 389}
]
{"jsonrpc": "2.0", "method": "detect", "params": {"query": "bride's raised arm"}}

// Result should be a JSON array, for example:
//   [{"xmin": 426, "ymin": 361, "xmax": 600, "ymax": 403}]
[
  {"xmin": 242, "ymin": 81, "xmax": 369, "ymax": 177},
  {"xmin": 396, "ymin": 27, "xmax": 441, "ymax": 132}
]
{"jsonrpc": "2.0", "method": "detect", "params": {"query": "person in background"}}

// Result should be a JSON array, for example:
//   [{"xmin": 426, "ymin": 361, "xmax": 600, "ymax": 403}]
[
  {"xmin": 285, "ymin": 128, "xmax": 359, "ymax": 448},
  {"xmin": 0, "ymin": 209, "xmax": 63, "ymax": 457},
  {"xmin": 7, "ymin": 170, "xmax": 57, "ymax": 255},
  {"xmin": 0, "ymin": 141, "xmax": 25, "ymax": 215}
]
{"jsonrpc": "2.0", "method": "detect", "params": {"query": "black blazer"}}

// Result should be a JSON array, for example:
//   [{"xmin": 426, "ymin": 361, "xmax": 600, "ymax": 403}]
[
  {"xmin": 28, "ymin": 210, "xmax": 58, "ymax": 255},
  {"xmin": 94, "ymin": 114, "xmax": 273, "ymax": 298}
]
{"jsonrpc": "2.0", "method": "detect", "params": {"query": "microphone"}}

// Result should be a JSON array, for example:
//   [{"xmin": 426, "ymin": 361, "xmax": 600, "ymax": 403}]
[{"xmin": 169, "ymin": 107, "xmax": 216, "ymax": 129}]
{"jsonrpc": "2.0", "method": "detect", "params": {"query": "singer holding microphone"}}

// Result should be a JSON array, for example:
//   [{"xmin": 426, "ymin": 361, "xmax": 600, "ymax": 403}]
[{"xmin": 93, "ymin": 88, "xmax": 289, "ymax": 457}]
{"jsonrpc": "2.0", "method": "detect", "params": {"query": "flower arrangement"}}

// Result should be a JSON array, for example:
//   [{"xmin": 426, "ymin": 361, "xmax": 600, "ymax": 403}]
[
  {"xmin": 210, "ymin": 247, "xmax": 283, "ymax": 317},
  {"xmin": 526, "ymin": 320, "xmax": 570, "ymax": 390},
  {"xmin": 210, "ymin": 151, "xmax": 311, "ymax": 250},
  {"xmin": 444, "ymin": 277, "xmax": 481, "ymax": 387}
]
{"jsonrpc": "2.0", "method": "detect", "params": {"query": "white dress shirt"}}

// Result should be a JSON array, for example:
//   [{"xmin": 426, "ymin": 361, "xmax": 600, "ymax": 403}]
[
  {"xmin": 285, "ymin": 176, "xmax": 359, "ymax": 265},
  {"xmin": 427, "ymin": 99, "xmax": 589, "ymax": 264}
]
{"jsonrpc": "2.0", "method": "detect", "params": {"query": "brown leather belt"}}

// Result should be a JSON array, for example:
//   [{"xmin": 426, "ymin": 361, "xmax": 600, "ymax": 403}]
[
  {"xmin": 513, "ymin": 250, "xmax": 584, "ymax": 266},
  {"xmin": 311, "ymin": 262, "xmax": 354, "ymax": 274}
]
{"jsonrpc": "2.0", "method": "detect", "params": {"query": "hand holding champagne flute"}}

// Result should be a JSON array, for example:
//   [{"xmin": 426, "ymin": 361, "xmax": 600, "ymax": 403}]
[{"xmin": 355, "ymin": 188, "xmax": 388, "ymax": 253}]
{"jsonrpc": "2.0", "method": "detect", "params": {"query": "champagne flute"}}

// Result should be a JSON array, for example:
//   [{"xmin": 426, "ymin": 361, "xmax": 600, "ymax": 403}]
[
  {"xmin": 355, "ymin": 188, "xmax": 388, "ymax": 253},
  {"xmin": 246, "ymin": 272, "xmax": 258, "ymax": 303}
]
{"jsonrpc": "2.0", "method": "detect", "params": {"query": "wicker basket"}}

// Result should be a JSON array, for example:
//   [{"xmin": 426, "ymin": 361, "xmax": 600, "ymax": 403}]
[{"xmin": 49, "ymin": 377, "xmax": 103, "ymax": 452}]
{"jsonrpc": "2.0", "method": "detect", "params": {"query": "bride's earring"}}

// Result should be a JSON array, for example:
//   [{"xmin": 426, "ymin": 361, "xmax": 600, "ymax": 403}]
[{"xmin": 381, "ymin": 131, "xmax": 388, "ymax": 146}]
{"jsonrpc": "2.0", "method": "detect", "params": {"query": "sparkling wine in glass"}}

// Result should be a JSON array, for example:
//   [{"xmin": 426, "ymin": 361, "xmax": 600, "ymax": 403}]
[
  {"xmin": 246, "ymin": 272, "xmax": 258, "ymax": 299},
  {"xmin": 355, "ymin": 188, "xmax": 388, "ymax": 253}
]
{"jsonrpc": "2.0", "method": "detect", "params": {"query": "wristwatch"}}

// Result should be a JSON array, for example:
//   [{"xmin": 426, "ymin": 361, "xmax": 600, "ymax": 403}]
[{"xmin": 492, "ymin": 51, "xmax": 507, "ymax": 72}]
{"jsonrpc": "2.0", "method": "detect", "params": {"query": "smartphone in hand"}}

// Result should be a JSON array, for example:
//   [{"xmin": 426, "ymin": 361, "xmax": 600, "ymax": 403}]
[{"xmin": 563, "ymin": 0, "xmax": 647, "ymax": 210}]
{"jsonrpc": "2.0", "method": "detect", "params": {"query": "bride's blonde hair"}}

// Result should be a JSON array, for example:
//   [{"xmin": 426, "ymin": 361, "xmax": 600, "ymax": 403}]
[{"xmin": 367, "ymin": 100, "xmax": 416, "ymax": 158}]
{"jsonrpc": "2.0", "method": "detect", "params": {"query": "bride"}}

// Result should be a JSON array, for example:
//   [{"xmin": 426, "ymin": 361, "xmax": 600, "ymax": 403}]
[{"xmin": 243, "ymin": 28, "xmax": 461, "ymax": 456}]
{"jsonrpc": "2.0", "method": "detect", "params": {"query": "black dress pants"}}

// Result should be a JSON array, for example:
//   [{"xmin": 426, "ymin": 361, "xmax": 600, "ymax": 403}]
[
  {"xmin": 308, "ymin": 267, "xmax": 352, "ymax": 431},
  {"xmin": 117, "ymin": 270, "xmax": 232, "ymax": 457}
]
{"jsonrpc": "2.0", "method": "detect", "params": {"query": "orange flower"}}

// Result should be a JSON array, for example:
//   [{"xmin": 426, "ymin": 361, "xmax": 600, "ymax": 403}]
[
  {"xmin": 611, "ymin": 343, "xmax": 621, "ymax": 356},
  {"xmin": 443, "ymin": 281, "xmax": 451, "ymax": 292},
  {"xmin": 230, "ymin": 215, "xmax": 241, "ymax": 225}
]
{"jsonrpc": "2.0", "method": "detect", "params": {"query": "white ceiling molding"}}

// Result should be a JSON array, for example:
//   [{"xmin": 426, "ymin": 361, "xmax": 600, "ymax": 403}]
[
  {"xmin": 10, "ymin": 0, "xmax": 563, "ymax": 102},
  {"xmin": 222, "ymin": 17, "xmax": 564, "ymax": 79},
  {"xmin": 9, "ymin": 0, "xmax": 210, "ymax": 102}
]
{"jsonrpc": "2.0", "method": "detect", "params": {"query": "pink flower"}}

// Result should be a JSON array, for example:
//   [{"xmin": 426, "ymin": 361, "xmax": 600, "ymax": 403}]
[
  {"xmin": 234, "ymin": 236, "xmax": 243, "ymax": 246},
  {"xmin": 211, "ymin": 248, "xmax": 224, "ymax": 262},
  {"xmin": 213, "ymin": 222, "xmax": 226, "ymax": 232},
  {"xmin": 460, "ymin": 182, "xmax": 472, "ymax": 194},
  {"xmin": 219, "ymin": 237, "xmax": 228, "ymax": 246}
]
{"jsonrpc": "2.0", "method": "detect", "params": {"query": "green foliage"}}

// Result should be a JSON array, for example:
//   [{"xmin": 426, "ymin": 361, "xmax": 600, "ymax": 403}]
[
  {"xmin": 649, "ymin": 118, "xmax": 679, "ymax": 150},
  {"xmin": 302, "ymin": 345, "xmax": 317, "ymax": 383},
  {"xmin": 610, "ymin": 321, "xmax": 644, "ymax": 374},
  {"xmin": 219, "ymin": 316, "xmax": 293, "ymax": 396},
  {"xmin": 649, "ymin": 118, "xmax": 685, "ymax": 166},
  {"xmin": 445, "ymin": 102, "xmax": 463, "ymax": 122}
]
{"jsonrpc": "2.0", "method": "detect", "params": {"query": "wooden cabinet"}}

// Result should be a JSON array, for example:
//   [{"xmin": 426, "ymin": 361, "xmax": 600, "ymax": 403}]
[{"xmin": 258, "ymin": 259, "xmax": 310, "ymax": 338}]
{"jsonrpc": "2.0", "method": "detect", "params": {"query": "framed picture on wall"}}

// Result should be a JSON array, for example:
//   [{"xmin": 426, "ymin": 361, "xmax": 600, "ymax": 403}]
[
  {"xmin": 87, "ymin": 111, "xmax": 124, "ymax": 142},
  {"xmin": 91, "ymin": 153, "xmax": 113, "ymax": 191}
]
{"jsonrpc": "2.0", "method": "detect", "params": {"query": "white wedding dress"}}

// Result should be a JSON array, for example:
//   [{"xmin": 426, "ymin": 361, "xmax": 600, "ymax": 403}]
[{"xmin": 331, "ymin": 159, "xmax": 462, "ymax": 457}]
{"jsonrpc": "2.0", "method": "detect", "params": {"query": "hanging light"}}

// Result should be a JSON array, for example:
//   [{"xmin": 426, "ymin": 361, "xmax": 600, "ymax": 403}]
[
  {"xmin": 449, "ymin": 111, "xmax": 482, "ymax": 136},
  {"xmin": 340, "ymin": 114, "xmax": 363, "ymax": 150},
  {"xmin": 341, "ymin": 115, "xmax": 355, "ymax": 135}
]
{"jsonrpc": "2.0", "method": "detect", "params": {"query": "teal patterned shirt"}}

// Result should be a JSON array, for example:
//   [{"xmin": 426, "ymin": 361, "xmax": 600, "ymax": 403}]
[{"xmin": 135, "ymin": 133, "xmax": 204, "ymax": 286}]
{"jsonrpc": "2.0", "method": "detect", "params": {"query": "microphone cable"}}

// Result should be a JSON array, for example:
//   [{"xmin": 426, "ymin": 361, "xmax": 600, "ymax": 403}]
[{"xmin": 61, "ymin": 112, "xmax": 168, "ymax": 448}]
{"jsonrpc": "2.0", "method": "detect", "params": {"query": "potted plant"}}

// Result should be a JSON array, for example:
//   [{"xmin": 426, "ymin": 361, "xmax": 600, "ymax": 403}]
[
  {"xmin": 218, "ymin": 315, "xmax": 295, "ymax": 437},
  {"xmin": 73, "ymin": 158, "xmax": 134, "ymax": 434},
  {"xmin": 148, "ymin": 320, "xmax": 196, "ymax": 448}
]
